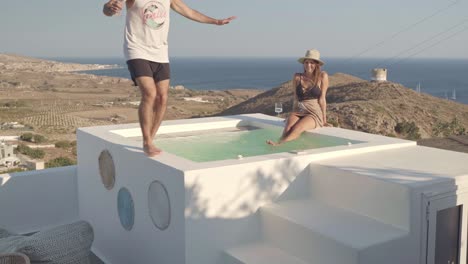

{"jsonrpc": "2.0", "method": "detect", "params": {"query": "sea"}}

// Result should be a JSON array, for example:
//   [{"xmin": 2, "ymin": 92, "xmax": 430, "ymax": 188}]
[{"xmin": 48, "ymin": 57, "xmax": 468, "ymax": 105}]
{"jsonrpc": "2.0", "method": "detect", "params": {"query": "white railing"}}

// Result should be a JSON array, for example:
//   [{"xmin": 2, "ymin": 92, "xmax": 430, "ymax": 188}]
[{"xmin": 0, "ymin": 166, "xmax": 79, "ymax": 234}]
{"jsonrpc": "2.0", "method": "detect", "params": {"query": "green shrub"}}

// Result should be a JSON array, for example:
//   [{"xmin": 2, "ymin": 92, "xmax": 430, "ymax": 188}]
[
  {"xmin": 46, "ymin": 157, "xmax": 76, "ymax": 168},
  {"xmin": 20, "ymin": 133, "xmax": 47, "ymax": 143},
  {"xmin": 432, "ymin": 117, "xmax": 466, "ymax": 137},
  {"xmin": 16, "ymin": 144, "xmax": 30, "ymax": 153},
  {"xmin": 3, "ymin": 101, "xmax": 27, "ymax": 108},
  {"xmin": 55, "ymin": 140, "xmax": 72, "ymax": 149},
  {"xmin": 20, "ymin": 133, "xmax": 34, "ymax": 142},
  {"xmin": 16, "ymin": 144, "xmax": 45, "ymax": 159},
  {"xmin": 29, "ymin": 149, "xmax": 45, "ymax": 159},
  {"xmin": 327, "ymin": 119, "xmax": 339, "ymax": 127},
  {"xmin": 395, "ymin": 121, "xmax": 421, "ymax": 140},
  {"xmin": 2, "ymin": 168, "xmax": 27, "ymax": 174},
  {"xmin": 33, "ymin": 134, "xmax": 47, "ymax": 143}
]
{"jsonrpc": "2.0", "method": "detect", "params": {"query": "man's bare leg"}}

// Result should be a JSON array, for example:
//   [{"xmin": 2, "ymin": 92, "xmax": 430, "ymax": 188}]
[
  {"xmin": 136, "ymin": 76, "xmax": 161, "ymax": 156},
  {"xmin": 150, "ymin": 79, "xmax": 169, "ymax": 139}
]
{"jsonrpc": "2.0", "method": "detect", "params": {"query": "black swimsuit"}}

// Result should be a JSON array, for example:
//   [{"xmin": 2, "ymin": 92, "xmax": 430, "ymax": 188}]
[{"xmin": 296, "ymin": 75, "xmax": 321, "ymax": 101}]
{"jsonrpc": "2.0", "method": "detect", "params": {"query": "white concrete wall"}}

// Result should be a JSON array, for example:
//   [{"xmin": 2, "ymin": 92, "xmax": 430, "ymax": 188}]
[
  {"xmin": 75, "ymin": 114, "xmax": 424, "ymax": 264},
  {"xmin": 0, "ymin": 166, "xmax": 79, "ymax": 233},
  {"xmin": 77, "ymin": 129, "xmax": 186, "ymax": 264},
  {"xmin": 184, "ymin": 158, "xmax": 314, "ymax": 264},
  {"xmin": 357, "ymin": 187, "xmax": 447, "ymax": 264}
]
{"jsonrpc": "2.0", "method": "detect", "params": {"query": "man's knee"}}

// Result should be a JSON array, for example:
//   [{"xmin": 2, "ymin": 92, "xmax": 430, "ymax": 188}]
[
  {"xmin": 140, "ymin": 88, "xmax": 157, "ymax": 101},
  {"xmin": 156, "ymin": 93, "xmax": 168, "ymax": 105}
]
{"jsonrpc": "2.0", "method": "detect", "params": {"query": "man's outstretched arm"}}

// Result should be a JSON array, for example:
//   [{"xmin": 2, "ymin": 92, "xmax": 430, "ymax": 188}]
[
  {"xmin": 103, "ymin": 0, "xmax": 124, "ymax": 16},
  {"xmin": 170, "ymin": 0, "xmax": 236, "ymax": 25}
]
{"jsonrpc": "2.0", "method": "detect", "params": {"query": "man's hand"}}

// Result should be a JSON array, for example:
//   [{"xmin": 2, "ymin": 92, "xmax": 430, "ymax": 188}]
[
  {"xmin": 103, "ymin": 0, "xmax": 124, "ymax": 16},
  {"xmin": 214, "ymin": 16, "xmax": 236, "ymax": 25}
]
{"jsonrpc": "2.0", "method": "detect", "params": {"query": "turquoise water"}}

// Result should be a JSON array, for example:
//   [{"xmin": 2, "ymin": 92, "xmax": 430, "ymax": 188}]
[{"xmin": 154, "ymin": 127, "xmax": 362, "ymax": 162}]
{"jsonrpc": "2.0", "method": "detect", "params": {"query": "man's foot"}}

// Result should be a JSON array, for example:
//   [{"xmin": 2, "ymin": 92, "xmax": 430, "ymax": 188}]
[
  {"xmin": 266, "ymin": 140, "xmax": 280, "ymax": 146},
  {"xmin": 143, "ymin": 144, "xmax": 162, "ymax": 157}
]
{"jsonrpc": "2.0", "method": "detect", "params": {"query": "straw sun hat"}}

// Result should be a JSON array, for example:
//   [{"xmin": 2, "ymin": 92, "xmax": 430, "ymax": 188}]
[{"xmin": 298, "ymin": 49, "xmax": 324, "ymax": 66}]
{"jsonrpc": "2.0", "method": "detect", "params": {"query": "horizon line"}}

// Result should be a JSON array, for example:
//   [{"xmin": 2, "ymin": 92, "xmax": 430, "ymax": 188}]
[{"xmin": 38, "ymin": 55, "xmax": 468, "ymax": 61}]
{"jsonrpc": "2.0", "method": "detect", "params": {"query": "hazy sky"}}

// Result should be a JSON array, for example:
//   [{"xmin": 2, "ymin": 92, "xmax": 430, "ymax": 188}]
[{"xmin": 1, "ymin": 0, "xmax": 467, "ymax": 59}]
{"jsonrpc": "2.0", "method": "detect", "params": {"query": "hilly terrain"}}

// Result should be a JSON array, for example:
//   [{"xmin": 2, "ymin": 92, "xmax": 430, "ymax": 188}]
[
  {"xmin": 221, "ymin": 73, "xmax": 468, "ymax": 139},
  {"xmin": 1, "ymin": 53, "xmax": 467, "ymax": 166}
]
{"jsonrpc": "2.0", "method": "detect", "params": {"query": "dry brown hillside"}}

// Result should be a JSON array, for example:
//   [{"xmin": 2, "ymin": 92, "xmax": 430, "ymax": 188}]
[
  {"xmin": 221, "ymin": 73, "xmax": 468, "ymax": 139},
  {"xmin": 0, "ymin": 54, "xmax": 261, "ymax": 140}
]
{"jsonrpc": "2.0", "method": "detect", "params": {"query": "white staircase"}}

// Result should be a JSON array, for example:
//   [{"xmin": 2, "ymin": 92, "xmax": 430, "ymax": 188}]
[
  {"xmin": 224, "ymin": 243, "xmax": 308, "ymax": 264},
  {"xmin": 223, "ymin": 165, "xmax": 410, "ymax": 264}
]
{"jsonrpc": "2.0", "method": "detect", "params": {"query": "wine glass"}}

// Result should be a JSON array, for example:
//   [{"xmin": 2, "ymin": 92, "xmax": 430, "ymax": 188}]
[{"xmin": 274, "ymin": 102, "xmax": 283, "ymax": 116}]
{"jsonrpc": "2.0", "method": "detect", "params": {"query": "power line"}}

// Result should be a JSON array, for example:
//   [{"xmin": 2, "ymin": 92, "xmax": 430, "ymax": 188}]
[
  {"xmin": 344, "ymin": 0, "xmax": 461, "ymax": 62},
  {"xmin": 338, "ymin": 20, "xmax": 467, "ymax": 77},
  {"xmin": 388, "ymin": 25, "xmax": 468, "ymax": 66},
  {"xmin": 375, "ymin": 18, "xmax": 468, "ymax": 68}
]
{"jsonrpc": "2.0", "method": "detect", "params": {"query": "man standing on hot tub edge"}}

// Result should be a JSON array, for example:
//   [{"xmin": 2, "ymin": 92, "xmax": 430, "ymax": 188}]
[{"xmin": 103, "ymin": 0, "xmax": 236, "ymax": 156}]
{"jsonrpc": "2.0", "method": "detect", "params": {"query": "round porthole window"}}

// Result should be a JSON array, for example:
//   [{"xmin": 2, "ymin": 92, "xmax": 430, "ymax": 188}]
[
  {"xmin": 98, "ymin": 150, "xmax": 115, "ymax": 190},
  {"xmin": 148, "ymin": 181, "xmax": 171, "ymax": 230},
  {"xmin": 117, "ymin": 187, "xmax": 134, "ymax": 231}
]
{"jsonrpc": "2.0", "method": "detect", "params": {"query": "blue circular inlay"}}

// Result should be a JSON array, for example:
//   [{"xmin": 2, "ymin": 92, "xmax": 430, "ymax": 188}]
[{"xmin": 117, "ymin": 187, "xmax": 134, "ymax": 231}]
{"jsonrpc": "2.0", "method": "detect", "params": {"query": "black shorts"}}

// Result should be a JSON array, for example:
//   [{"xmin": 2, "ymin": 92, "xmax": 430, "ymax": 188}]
[{"xmin": 127, "ymin": 59, "xmax": 171, "ymax": 86}]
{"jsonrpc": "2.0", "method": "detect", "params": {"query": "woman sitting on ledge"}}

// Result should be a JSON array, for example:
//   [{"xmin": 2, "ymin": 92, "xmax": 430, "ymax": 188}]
[{"xmin": 267, "ymin": 49, "xmax": 330, "ymax": 146}]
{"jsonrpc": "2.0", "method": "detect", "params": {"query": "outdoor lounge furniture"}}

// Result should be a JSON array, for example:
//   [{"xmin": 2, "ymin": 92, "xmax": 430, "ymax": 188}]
[
  {"xmin": 0, "ymin": 221, "xmax": 93, "ymax": 264},
  {"xmin": 0, "ymin": 253, "xmax": 30, "ymax": 264}
]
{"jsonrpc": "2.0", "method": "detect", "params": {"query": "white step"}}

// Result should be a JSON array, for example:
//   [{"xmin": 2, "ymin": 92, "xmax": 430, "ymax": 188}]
[
  {"xmin": 307, "ymin": 164, "xmax": 411, "ymax": 230},
  {"xmin": 223, "ymin": 242, "xmax": 308, "ymax": 264},
  {"xmin": 261, "ymin": 200, "xmax": 408, "ymax": 264}
]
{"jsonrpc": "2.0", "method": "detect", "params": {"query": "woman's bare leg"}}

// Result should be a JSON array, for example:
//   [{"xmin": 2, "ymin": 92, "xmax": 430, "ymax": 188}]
[
  {"xmin": 281, "ymin": 114, "xmax": 300, "ymax": 138},
  {"xmin": 267, "ymin": 114, "xmax": 301, "ymax": 146},
  {"xmin": 268, "ymin": 116, "xmax": 317, "ymax": 146}
]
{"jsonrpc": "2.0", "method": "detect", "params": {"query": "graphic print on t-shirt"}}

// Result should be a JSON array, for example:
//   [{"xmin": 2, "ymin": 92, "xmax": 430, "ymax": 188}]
[{"xmin": 141, "ymin": 1, "xmax": 167, "ymax": 30}]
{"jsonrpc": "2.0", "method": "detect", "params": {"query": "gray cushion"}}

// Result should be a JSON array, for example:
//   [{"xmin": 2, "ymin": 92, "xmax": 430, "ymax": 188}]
[
  {"xmin": 0, "ymin": 237, "xmax": 27, "ymax": 254},
  {"xmin": 0, "ymin": 221, "xmax": 94, "ymax": 264},
  {"xmin": 0, "ymin": 229, "xmax": 15, "ymax": 240},
  {"xmin": 0, "ymin": 252, "xmax": 30, "ymax": 264}
]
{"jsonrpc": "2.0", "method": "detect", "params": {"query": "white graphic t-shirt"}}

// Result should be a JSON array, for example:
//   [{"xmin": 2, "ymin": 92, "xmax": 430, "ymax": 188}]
[{"xmin": 124, "ymin": 0, "xmax": 170, "ymax": 62}]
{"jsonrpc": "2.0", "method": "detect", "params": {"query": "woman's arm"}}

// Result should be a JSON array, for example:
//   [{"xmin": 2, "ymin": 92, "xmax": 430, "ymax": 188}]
[
  {"xmin": 170, "ymin": 0, "xmax": 236, "ymax": 25},
  {"xmin": 318, "ymin": 72, "xmax": 329, "ymax": 125},
  {"xmin": 292, "ymin": 73, "xmax": 300, "ymax": 104}
]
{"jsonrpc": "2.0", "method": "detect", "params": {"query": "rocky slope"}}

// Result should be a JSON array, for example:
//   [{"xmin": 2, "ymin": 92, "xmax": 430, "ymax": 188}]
[
  {"xmin": 0, "ymin": 53, "xmax": 261, "ymax": 139},
  {"xmin": 221, "ymin": 74, "xmax": 468, "ymax": 139},
  {"xmin": 2, "ymin": 53, "xmax": 467, "ymax": 141}
]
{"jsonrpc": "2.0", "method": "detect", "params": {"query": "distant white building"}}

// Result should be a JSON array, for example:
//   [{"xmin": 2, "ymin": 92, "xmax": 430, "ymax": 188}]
[
  {"xmin": 0, "ymin": 122, "xmax": 25, "ymax": 129},
  {"xmin": 371, "ymin": 68, "xmax": 387, "ymax": 82},
  {"xmin": 0, "ymin": 141, "xmax": 19, "ymax": 167}
]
